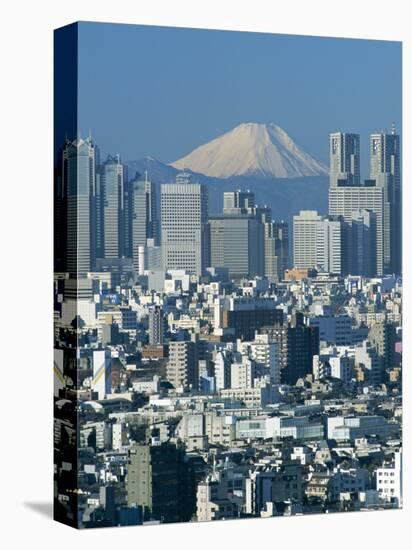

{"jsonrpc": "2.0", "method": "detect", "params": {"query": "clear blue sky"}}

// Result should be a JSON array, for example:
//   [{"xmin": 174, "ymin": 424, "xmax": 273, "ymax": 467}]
[{"xmin": 77, "ymin": 22, "xmax": 401, "ymax": 176}]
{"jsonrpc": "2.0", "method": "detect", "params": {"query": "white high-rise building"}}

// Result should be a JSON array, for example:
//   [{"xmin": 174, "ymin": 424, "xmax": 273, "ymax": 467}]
[
  {"xmin": 214, "ymin": 351, "xmax": 231, "ymax": 391},
  {"xmin": 293, "ymin": 210, "xmax": 322, "ymax": 269},
  {"xmin": 237, "ymin": 334, "xmax": 280, "ymax": 384},
  {"xmin": 161, "ymin": 173, "xmax": 209, "ymax": 275},
  {"xmin": 96, "ymin": 155, "xmax": 124, "ymax": 260},
  {"xmin": 329, "ymin": 132, "xmax": 360, "ymax": 187},
  {"xmin": 315, "ymin": 217, "xmax": 342, "ymax": 274},
  {"xmin": 329, "ymin": 185, "xmax": 386, "ymax": 275},
  {"xmin": 293, "ymin": 211, "xmax": 342, "ymax": 274},
  {"xmin": 63, "ymin": 137, "xmax": 96, "ymax": 275},
  {"xmin": 251, "ymin": 333, "xmax": 280, "ymax": 384}
]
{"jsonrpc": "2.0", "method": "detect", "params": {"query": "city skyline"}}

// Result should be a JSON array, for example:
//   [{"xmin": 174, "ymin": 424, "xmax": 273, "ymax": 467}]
[
  {"xmin": 75, "ymin": 22, "xmax": 401, "ymax": 176},
  {"xmin": 55, "ymin": 124, "xmax": 401, "ymax": 278}
]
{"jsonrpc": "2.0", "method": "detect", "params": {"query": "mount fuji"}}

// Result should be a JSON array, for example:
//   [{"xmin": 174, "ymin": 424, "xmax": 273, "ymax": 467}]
[{"xmin": 171, "ymin": 122, "xmax": 328, "ymax": 179}]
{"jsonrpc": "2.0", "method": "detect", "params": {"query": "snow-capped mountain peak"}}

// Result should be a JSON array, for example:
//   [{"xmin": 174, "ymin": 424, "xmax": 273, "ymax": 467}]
[{"xmin": 171, "ymin": 122, "xmax": 328, "ymax": 179}]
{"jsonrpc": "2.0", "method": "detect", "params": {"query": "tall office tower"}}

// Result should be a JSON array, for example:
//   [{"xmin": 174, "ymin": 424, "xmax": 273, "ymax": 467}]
[
  {"xmin": 293, "ymin": 210, "xmax": 322, "ymax": 269},
  {"xmin": 374, "ymin": 172, "xmax": 392, "ymax": 273},
  {"xmin": 96, "ymin": 155, "xmax": 124, "ymax": 260},
  {"xmin": 223, "ymin": 190, "xmax": 255, "ymax": 214},
  {"xmin": 315, "ymin": 216, "xmax": 342, "ymax": 274},
  {"xmin": 329, "ymin": 132, "xmax": 360, "ymax": 187},
  {"xmin": 127, "ymin": 441, "xmax": 193, "ymax": 523},
  {"xmin": 349, "ymin": 209, "xmax": 377, "ymax": 277},
  {"xmin": 370, "ymin": 129, "xmax": 401, "ymax": 273},
  {"xmin": 166, "ymin": 338, "xmax": 199, "ymax": 390},
  {"xmin": 253, "ymin": 205, "xmax": 272, "ymax": 223},
  {"xmin": 148, "ymin": 306, "xmax": 165, "ymax": 345},
  {"xmin": 263, "ymin": 221, "xmax": 289, "ymax": 281},
  {"xmin": 273, "ymin": 221, "xmax": 289, "ymax": 278},
  {"xmin": 54, "ymin": 160, "xmax": 67, "ymax": 273},
  {"xmin": 287, "ymin": 312, "xmax": 320, "ymax": 385},
  {"xmin": 129, "ymin": 173, "xmax": 158, "ymax": 274},
  {"xmin": 122, "ymin": 170, "xmax": 132, "ymax": 259},
  {"xmin": 209, "ymin": 215, "xmax": 264, "ymax": 279},
  {"xmin": 62, "ymin": 137, "xmax": 96, "ymax": 275},
  {"xmin": 259, "ymin": 312, "xmax": 319, "ymax": 385},
  {"xmin": 161, "ymin": 173, "xmax": 209, "ymax": 275},
  {"xmin": 329, "ymin": 184, "xmax": 386, "ymax": 275}
]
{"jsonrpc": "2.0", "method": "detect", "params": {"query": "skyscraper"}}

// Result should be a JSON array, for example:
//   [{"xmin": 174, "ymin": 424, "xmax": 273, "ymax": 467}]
[
  {"xmin": 223, "ymin": 190, "xmax": 255, "ymax": 214},
  {"xmin": 370, "ymin": 129, "xmax": 401, "ymax": 273},
  {"xmin": 62, "ymin": 137, "xmax": 96, "ymax": 275},
  {"xmin": 293, "ymin": 210, "xmax": 322, "ymax": 269},
  {"xmin": 328, "ymin": 128, "xmax": 400, "ymax": 277},
  {"xmin": 96, "ymin": 154, "xmax": 124, "ymax": 260},
  {"xmin": 127, "ymin": 441, "xmax": 193, "ymax": 523},
  {"xmin": 329, "ymin": 132, "xmax": 360, "ymax": 187},
  {"xmin": 259, "ymin": 313, "xmax": 319, "ymax": 385},
  {"xmin": 209, "ymin": 215, "xmax": 264, "ymax": 279},
  {"xmin": 293, "ymin": 211, "xmax": 342, "ymax": 274},
  {"xmin": 315, "ymin": 216, "xmax": 342, "ymax": 275},
  {"xmin": 161, "ymin": 173, "xmax": 209, "ymax": 275},
  {"xmin": 263, "ymin": 220, "xmax": 289, "ymax": 281},
  {"xmin": 329, "ymin": 185, "xmax": 385, "ymax": 275},
  {"xmin": 129, "ymin": 173, "xmax": 158, "ymax": 274},
  {"xmin": 349, "ymin": 208, "xmax": 377, "ymax": 277}
]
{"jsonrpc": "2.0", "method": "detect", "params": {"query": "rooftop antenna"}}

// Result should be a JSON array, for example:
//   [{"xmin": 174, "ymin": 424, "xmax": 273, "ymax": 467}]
[
  {"xmin": 88, "ymin": 129, "xmax": 92, "ymax": 141},
  {"xmin": 391, "ymin": 121, "xmax": 396, "ymax": 135},
  {"xmin": 145, "ymin": 170, "xmax": 148, "ymax": 183},
  {"xmin": 116, "ymin": 153, "xmax": 120, "ymax": 164}
]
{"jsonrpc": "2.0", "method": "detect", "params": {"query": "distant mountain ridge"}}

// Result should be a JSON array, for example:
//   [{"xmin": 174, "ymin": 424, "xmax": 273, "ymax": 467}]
[
  {"xmin": 124, "ymin": 124, "xmax": 329, "ymax": 238},
  {"xmin": 123, "ymin": 157, "xmax": 328, "ymax": 238},
  {"xmin": 171, "ymin": 122, "xmax": 328, "ymax": 179},
  {"xmin": 125, "ymin": 156, "xmax": 178, "ymax": 183}
]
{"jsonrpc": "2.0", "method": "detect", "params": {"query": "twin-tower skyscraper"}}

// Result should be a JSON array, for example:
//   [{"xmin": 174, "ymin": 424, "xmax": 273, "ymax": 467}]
[{"xmin": 328, "ymin": 128, "xmax": 401, "ymax": 275}]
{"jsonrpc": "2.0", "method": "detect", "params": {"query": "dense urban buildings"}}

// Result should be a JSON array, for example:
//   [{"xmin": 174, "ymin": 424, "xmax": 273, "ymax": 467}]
[{"xmin": 54, "ymin": 127, "xmax": 402, "ymax": 529}]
